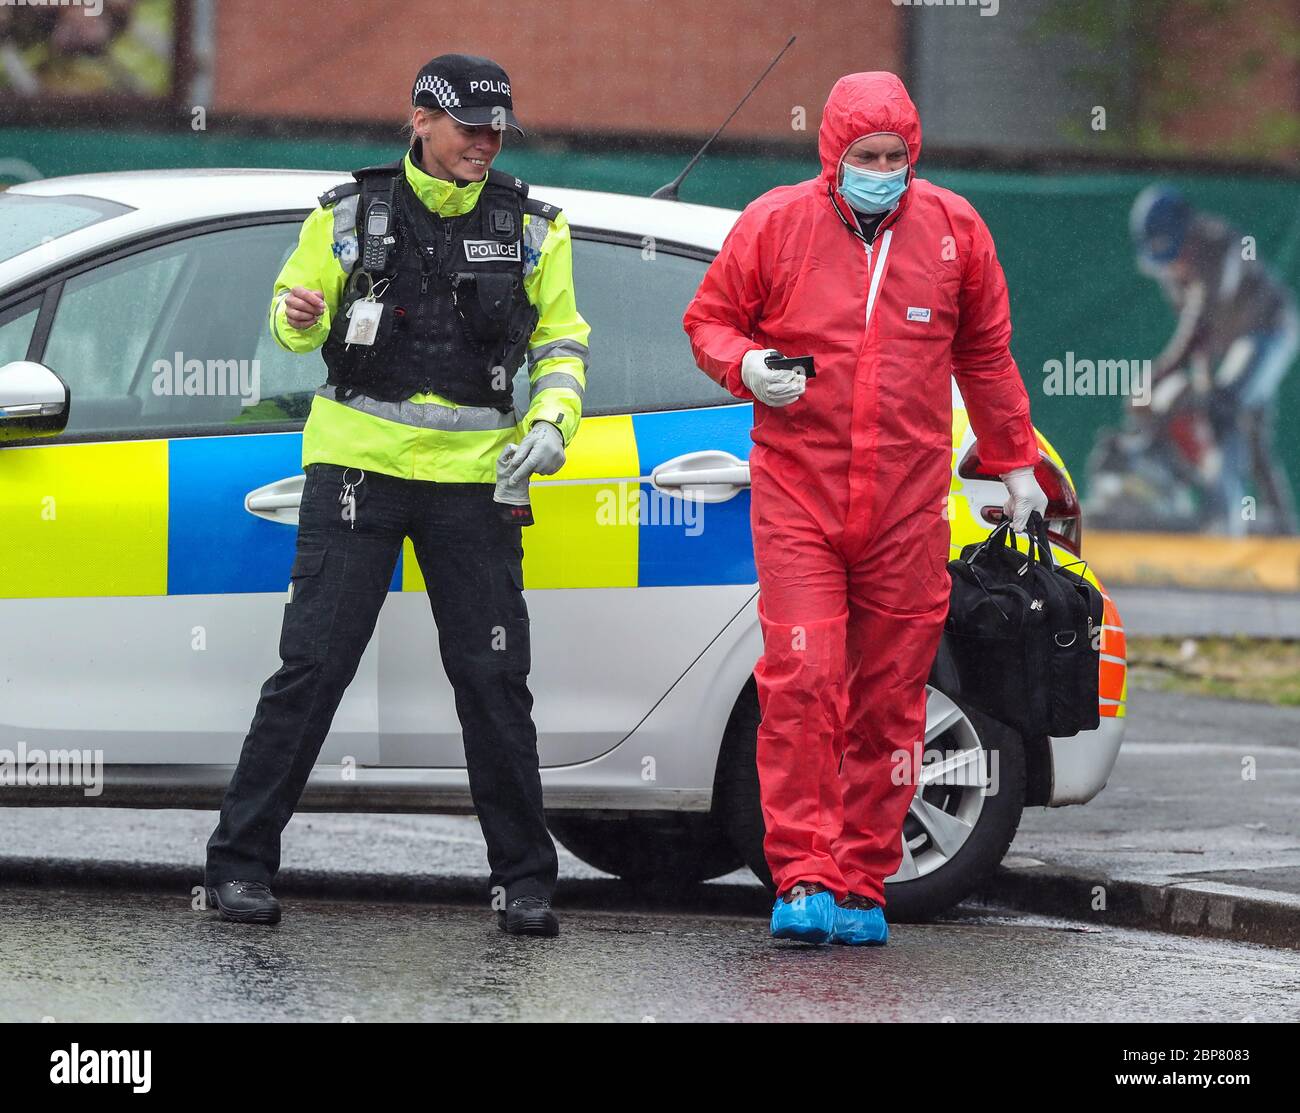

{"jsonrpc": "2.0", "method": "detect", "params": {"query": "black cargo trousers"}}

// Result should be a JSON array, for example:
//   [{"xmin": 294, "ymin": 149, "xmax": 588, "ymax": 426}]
[{"xmin": 205, "ymin": 462, "xmax": 558, "ymax": 903}]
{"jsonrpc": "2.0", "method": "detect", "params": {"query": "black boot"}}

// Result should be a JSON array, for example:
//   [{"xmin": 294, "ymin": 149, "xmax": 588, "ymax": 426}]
[
  {"xmin": 207, "ymin": 881, "xmax": 282, "ymax": 925},
  {"xmin": 497, "ymin": 896, "xmax": 559, "ymax": 937}
]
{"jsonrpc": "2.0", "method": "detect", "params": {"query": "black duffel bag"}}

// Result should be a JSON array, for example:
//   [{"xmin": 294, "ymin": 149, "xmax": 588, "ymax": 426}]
[{"xmin": 945, "ymin": 511, "xmax": 1103, "ymax": 739}]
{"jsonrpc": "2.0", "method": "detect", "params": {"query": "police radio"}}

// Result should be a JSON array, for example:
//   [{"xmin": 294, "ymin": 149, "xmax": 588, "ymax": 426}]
[{"xmin": 362, "ymin": 200, "xmax": 393, "ymax": 271}]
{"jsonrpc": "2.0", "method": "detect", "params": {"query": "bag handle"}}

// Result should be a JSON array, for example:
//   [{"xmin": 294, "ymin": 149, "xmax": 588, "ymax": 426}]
[
  {"xmin": 1025, "ymin": 511, "xmax": 1055, "ymax": 570},
  {"xmin": 1056, "ymin": 555, "xmax": 1091, "ymax": 580},
  {"xmin": 957, "ymin": 529, "xmax": 1014, "ymax": 625},
  {"xmin": 987, "ymin": 510, "xmax": 1059, "ymax": 572},
  {"xmin": 971, "ymin": 513, "xmax": 1048, "ymax": 570},
  {"xmin": 1032, "ymin": 516, "xmax": 1093, "ymax": 581},
  {"xmin": 968, "ymin": 518, "xmax": 1014, "ymax": 565}
]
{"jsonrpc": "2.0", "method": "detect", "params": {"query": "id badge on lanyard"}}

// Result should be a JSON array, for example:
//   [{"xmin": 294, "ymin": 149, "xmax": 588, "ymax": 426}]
[{"xmin": 344, "ymin": 274, "xmax": 390, "ymax": 347}]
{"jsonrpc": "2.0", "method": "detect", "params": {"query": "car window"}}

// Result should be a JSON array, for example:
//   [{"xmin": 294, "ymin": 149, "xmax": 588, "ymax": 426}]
[
  {"xmin": 0, "ymin": 193, "xmax": 132, "ymax": 264},
  {"xmin": 37, "ymin": 221, "xmax": 324, "ymax": 439},
  {"xmin": 240, "ymin": 235, "xmax": 328, "ymax": 424},
  {"xmin": 45, "ymin": 250, "xmax": 188, "ymax": 405},
  {"xmin": 512, "ymin": 237, "xmax": 733, "ymax": 417},
  {"xmin": 0, "ymin": 298, "xmax": 39, "ymax": 368}
]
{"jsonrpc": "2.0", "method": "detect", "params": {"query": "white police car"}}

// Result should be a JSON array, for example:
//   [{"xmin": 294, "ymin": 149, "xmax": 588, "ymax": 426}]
[{"xmin": 0, "ymin": 170, "xmax": 1127, "ymax": 919}]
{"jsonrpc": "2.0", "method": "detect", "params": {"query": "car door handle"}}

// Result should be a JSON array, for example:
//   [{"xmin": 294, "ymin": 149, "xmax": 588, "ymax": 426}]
[
  {"xmin": 651, "ymin": 450, "xmax": 750, "ymax": 503},
  {"xmin": 245, "ymin": 474, "xmax": 305, "ymax": 526}
]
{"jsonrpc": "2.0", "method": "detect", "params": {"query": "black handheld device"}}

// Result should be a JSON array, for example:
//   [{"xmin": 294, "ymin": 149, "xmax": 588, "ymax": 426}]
[
  {"xmin": 764, "ymin": 353, "xmax": 816, "ymax": 378},
  {"xmin": 362, "ymin": 201, "xmax": 393, "ymax": 270}
]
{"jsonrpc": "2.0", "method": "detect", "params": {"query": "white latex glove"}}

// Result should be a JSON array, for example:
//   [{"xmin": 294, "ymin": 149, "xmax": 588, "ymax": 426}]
[
  {"xmin": 741, "ymin": 348, "xmax": 806, "ymax": 408},
  {"xmin": 506, "ymin": 420, "xmax": 565, "ymax": 483},
  {"xmin": 1001, "ymin": 465, "xmax": 1049, "ymax": 531},
  {"xmin": 494, "ymin": 444, "xmax": 529, "ymax": 507}
]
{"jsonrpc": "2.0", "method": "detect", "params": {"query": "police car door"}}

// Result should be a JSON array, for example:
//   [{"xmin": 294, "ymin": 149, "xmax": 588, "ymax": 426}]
[
  {"xmin": 374, "ymin": 232, "xmax": 757, "ymax": 768},
  {"xmin": 0, "ymin": 219, "xmax": 381, "ymax": 772}
]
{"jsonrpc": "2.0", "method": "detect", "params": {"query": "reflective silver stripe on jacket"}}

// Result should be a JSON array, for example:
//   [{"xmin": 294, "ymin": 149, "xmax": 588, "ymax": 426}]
[
  {"xmin": 331, "ymin": 193, "xmax": 361, "ymax": 276},
  {"xmin": 522, "ymin": 212, "xmax": 551, "ymax": 278},
  {"xmin": 527, "ymin": 337, "xmax": 589, "ymax": 370},
  {"xmin": 317, "ymin": 386, "xmax": 519, "ymax": 431},
  {"xmin": 530, "ymin": 371, "xmax": 585, "ymax": 401}
]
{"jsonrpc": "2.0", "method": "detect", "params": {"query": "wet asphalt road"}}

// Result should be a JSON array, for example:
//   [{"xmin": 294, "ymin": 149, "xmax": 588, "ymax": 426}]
[
  {"xmin": 5, "ymin": 884, "xmax": 1299, "ymax": 1022},
  {"xmin": 2, "ymin": 687, "xmax": 1299, "ymax": 1021}
]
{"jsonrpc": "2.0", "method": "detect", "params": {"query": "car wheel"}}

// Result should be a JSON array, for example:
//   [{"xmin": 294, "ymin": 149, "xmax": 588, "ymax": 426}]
[
  {"xmin": 547, "ymin": 813, "xmax": 744, "ymax": 885},
  {"xmin": 712, "ymin": 677, "xmax": 1026, "ymax": 922}
]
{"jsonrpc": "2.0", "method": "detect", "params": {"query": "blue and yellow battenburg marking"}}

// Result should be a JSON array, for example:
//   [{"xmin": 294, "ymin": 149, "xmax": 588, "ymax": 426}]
[
  {"xmin": 0, "ymin": 406, "xmax": 760, "ymax": 600},
  {"xmin": 0, "ymin": 408, "xmax": 1124, "ymax": 722},
  {"xmin": 404, "ymin": 406, "xmax": 758, "ymax": 591},
  {"xmin": 0, "ymin": 440, "xmax": 169, "ymax": 598}
]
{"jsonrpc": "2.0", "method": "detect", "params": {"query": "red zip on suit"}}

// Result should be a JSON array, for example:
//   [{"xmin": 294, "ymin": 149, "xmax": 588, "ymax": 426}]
[{"xmin": 683, "ymin": 72, "xmax": 1040, "ymax": 904}]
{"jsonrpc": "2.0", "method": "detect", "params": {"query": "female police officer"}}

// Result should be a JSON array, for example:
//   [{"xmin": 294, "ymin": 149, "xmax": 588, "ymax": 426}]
[{"xmin": 204, "ymin": 54, "xmax": 589, "ymax": 937}]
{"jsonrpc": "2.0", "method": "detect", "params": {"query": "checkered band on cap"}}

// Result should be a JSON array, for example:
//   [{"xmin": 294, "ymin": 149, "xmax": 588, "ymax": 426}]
[{"xmin": 413, "ymin": 74, "xmax": 461, "ymax": 108}]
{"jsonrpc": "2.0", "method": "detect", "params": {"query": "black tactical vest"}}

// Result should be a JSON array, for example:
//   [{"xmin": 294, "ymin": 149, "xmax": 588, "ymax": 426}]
[{"xmin": 320, "ymin": 159, "xmax": 548, "ymax": 408}]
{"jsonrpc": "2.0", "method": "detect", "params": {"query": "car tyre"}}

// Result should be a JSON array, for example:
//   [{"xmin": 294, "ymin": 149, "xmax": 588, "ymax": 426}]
[{"xmin": 547, "ymin": 813, "xmax": 744, "ymax": 886}]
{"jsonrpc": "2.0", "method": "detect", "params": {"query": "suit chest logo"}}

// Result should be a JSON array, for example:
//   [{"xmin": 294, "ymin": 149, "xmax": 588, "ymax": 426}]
[{"xmin": 906, "ymin": 306, "xmax": 932, "ymax": 322}]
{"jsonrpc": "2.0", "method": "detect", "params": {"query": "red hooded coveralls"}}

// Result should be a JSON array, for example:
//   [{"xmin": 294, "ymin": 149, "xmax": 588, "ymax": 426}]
[{"xmin": 683, "ymin": 73, "xmax": 1040, "ymax": 905}]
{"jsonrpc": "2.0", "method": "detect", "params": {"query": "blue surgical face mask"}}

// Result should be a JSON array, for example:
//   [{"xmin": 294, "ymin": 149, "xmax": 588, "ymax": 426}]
[{"xmin": 838, "ymin": 162, "xmax": 909, "ymax": 214}]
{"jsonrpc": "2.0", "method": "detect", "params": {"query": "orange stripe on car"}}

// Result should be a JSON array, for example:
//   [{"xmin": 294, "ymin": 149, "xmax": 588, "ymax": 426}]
[
  {"xmin": 1100, "ymin": 625, "xmax": 1127, "ymax": 659},
  {"xmin": 1099, "ymin": 657, "xmax": 1126, "ymax": 703}
]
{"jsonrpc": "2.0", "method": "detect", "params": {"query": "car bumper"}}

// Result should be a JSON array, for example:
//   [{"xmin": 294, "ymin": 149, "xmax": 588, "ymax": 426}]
[
  {"xmin": 1045, "ymin": 577, "xmax": 1128, "ymax": 805},
  {"xmin": 1047, "ymin": 714, "xmax": 1126, "ymax": 804}
]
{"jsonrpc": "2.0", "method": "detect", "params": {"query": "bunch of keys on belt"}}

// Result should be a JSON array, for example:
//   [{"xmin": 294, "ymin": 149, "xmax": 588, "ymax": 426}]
[{"xmin": 339, "ymin": 468, "xmax": 365, "ymax": 529}]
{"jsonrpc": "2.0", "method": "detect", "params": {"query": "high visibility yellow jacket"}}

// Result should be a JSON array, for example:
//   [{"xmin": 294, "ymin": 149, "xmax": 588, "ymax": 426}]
[{"xmin": 268, "ymin": 148, "xmax": 589, "ymax": 483}]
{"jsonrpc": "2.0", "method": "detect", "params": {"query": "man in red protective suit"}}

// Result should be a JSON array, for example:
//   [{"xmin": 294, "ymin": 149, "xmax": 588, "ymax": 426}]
[{"xmin": 683, "ymin": 71, "xmax": 1048, "ymax": 946}]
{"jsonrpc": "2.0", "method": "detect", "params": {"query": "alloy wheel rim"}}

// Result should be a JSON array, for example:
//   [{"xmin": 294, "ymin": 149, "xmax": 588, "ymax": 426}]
[{"xmin": 886, "ymin": 686, "xmax": 990, "ymax": 885}]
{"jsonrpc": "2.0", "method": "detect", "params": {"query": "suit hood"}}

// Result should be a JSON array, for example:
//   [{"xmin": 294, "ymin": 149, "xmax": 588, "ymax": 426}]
[{"xmin": 818, "ymin": 71, "xmax": 922, "ymax": 187}]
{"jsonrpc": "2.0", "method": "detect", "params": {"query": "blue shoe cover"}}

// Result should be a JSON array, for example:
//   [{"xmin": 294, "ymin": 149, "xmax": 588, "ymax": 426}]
[
  {"xmin": 831, "ymin": 900, "xmax": 889, "ymax": 946},
  {"xmin": 770, "ymin": 888, "xmax": 836, "ymax": 944}
]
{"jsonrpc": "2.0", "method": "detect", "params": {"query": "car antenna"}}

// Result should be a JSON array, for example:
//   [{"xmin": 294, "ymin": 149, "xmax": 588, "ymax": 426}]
[{"xmin": 651, "ymin": 35, "xmax": 797, "ymax": 202}]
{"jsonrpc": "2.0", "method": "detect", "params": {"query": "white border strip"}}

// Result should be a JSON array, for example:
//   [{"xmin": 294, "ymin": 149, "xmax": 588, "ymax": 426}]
[{"xmin": 864, "ymin": 228, "xmax": 893, "ymax": 333}]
